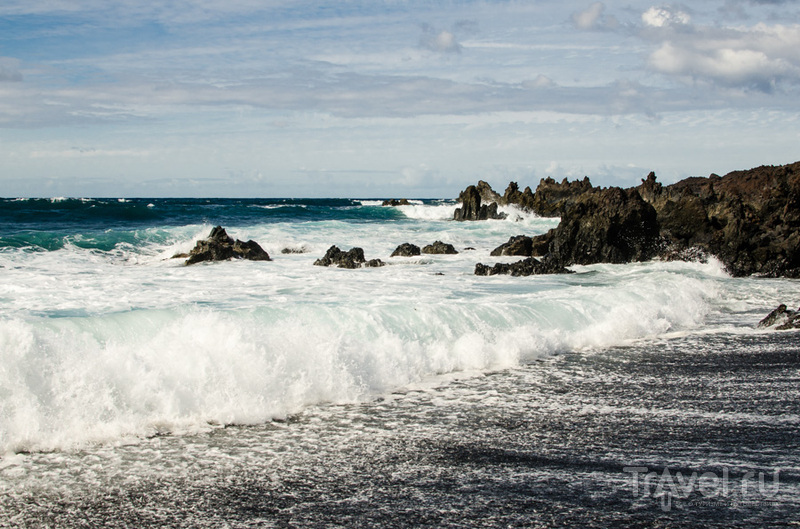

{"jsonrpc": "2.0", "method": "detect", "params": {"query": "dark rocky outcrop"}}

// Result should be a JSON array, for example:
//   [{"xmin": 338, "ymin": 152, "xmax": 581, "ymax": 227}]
[
  {"xmin": 659, "ymin": 246, "xmax": 710, "ymax": 264},
  {"xmin": 464, "ymin": 178, "xmax": 594, "ymax": 217},
  {"xmin": 491, "ymin": 235, "xmax": 533, "ymax": 257},
  {"xmin": 313, "ymin": 246, "xmax": 385, "ymax": 269},
  {"xmin": 474, "ymin": 257, "xmax": 573, "ymax": 276},
  {"xmin": 314, "ymin": 245, "xmax": 367, "ymax": 269},
  {"xmin": 382, "ymin": 199, "xmax": 410, "ymax": 206},
  {"xmin": 476, "ymin": 180, "xmax": 503, "ymax": 204},
  {"xmin": 391, "ymin": 243, "xmax": 421, "ymax": 257},
  {"xmin": 458, "ymin": 161, "xmax": 800, "ymax": 277},
  {"xmin": 546, "ymin": 187, "xmax": 661, "ymax": 266},
  {"xmin": 638, "ymin": 163, "xmax": 800, "ymax": 277},
  {"xmin": 422, "ymin": 241, "xmax": 458, "ymax": 255},
  {"xmin": 453, "ymin": 185, "xmax": 507, "ymax": 221},
  {"xmin": 454, "ymin": 176, "xmax": 595, "ymax": 219},
  {"xmin": 232, "ymin": 239, "xmax": 272, "ymax": 262},
  {"xmin": 514, "ymin": 177, "xmax": 594, "ymax": 217},
  {"xmin": 758, "ymin": 304, "xmax": 800, "ymax": 330},
  {"xmin": 493, "ymin": 187, "xmax": 660, "ymax": 269},
  {"xmin": 489, "ymin": 235, "xmax": 548, "ymax": 257},
  {"xmin": 183, "ymin": 226, "xmax": 271, "ymax": 265},
  {"xmin": 500, "ymin": 182, "xmax": 536, "ymax": 211}
]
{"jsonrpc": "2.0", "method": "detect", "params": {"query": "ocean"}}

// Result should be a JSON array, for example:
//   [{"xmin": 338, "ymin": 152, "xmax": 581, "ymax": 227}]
[{"xmin": 1, "ymin": 197, "xmax": 798, "ymax": 527}]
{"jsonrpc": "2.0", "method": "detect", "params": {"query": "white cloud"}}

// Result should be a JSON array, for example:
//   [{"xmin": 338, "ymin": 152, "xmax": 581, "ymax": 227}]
[
  {"xmin": 524, "ymin": 75, "xmax": 557, "ymax": 89},
  {"xmin": 571, "ymin": 2, "xmax": 618, "ymax": 30},
  {"xmin": 419, "ymin": 26, "xmax": 462, "ymax": 53},
  {"xmin": 642, "ymin": 6, "xmax": 691, "ymax": 27},
  {"xmin": 647, "ymin": 23, "xmax": 800, "ymax": 90},
  {"xmin": 573, "ymin": 2, "xmax": 605, "ymax": 29}
]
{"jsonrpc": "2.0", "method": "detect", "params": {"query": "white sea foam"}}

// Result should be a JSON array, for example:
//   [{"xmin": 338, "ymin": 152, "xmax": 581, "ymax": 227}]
[
  {"xmin": 395, "ymin": 202, "xmax": 459, "ymax": 221},
  {"xmin": 392, "ymin": 200, "xmax": 553, "ymax": 226},
  {"xmin": 357, "ymin": 199, "xmax": 426, "ymax": 207},
  {"xmin": 0, "ymin": 254, "xmax": 739, "ymax": 454},
  {"xmin": 2, "ymin": 204, "xmax": 798, "ymax": 455},
  {"xmin": 254, "ymin": 204, "xmax": 308, "ymax": 210},
  {"xmin": 498, "ymin": 203, "xmax": 549, "ymax": 222}
]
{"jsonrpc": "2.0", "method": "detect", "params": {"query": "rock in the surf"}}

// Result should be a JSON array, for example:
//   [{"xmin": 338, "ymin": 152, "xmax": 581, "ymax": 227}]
[
  {"xmin": 453, "ymin": 184, "xmax": 506, "ymax": 221},
  {"xmin": 456, "ymin": 161, "xmax": 800, "ymax": 278},
  {"xmin": 758, "ymin": 304, "xmax": 800, "ymax": 329},
  {"xmin": 184, "ymin": 226, "xmax": 271, "ymax": 265},
  {"xmin": 391, "ymin": 243, "xmax": 421, "ymax": 257},
  {"xmin": 474, "ymin": 257, "xmax": 572, "ymax": 276},
  {"xmin": 422, "ymin": 241, "xmax": 459, "ymax": 255},
  {"xmin": 314, "ymin": 245, "xmax": 383, "ymax": 269},
  {"xmin": 490, "ymin": 235, "xmax": 547, "ymax": 257},
  {"xmin": 638, "ymin": 163, "xmax": 800, "ymax": 278},
  {"xmin": 546, "ymin": 186, "xmax": 661, "ymax": 266},
  {"xmin": 382, "ymin": 199, "xmax": 411, "ymax": 206}
]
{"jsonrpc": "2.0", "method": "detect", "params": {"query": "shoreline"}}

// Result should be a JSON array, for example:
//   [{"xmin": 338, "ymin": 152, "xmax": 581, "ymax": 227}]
[{"xmin": 2, "ymin": 328, "xmax": 798, "ymax": 528}]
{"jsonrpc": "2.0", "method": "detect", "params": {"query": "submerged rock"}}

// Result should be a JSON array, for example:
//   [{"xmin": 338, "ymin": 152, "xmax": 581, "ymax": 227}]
[
  {"xmin": 474, "ymin": 257, "xmax": 572, "ymax": 276},
  {"xmin": 391, "ymin": 243, "xmax": 421, "ymax": 257},
  {"xmin": 184, "ymin": 226, "xmax": 271, "ymax": 265},
  {"xmin": 281, "ymin": 246, "xmax": 308, "ymax": 254},
  {"xmin": 422, "ymin": 241, "xmax": 459, "ymax": 255}
]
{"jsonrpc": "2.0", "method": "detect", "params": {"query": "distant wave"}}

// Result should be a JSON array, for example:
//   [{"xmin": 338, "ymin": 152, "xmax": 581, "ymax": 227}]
[{"xmin": 395, "ymin": 203, "xmax": 458, "ymax": 221}]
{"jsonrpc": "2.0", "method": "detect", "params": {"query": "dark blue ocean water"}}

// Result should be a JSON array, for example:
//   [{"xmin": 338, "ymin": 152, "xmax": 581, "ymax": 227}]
[{"xmin": 0, "ymin": 197, "xmax": 416, "ymax": 251}]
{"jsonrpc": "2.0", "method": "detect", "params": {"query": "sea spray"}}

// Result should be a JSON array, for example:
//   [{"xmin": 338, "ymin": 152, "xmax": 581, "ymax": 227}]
[
  {"xmin": 0, "ymin": 257, "xmax": 723, "ymax": 454},
  {"xmin": 1, "ymin": 197, "xmax": 772, "ymax": 455}
]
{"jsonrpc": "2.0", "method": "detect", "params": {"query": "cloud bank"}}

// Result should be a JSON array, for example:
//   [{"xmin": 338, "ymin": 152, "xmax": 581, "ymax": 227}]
[
  {"xmin": 1, "ymin": 1, "xmax": 799, "ymax": 197},
  {"xmin": 646, "ymin": 21, "xmax": 800, "ymax": 90}
]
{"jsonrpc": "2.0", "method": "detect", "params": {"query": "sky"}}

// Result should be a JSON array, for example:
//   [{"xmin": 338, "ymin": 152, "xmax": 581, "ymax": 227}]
[{"xmin": 1, "ymin": 0, "xmax": 800, "ymax": 198}]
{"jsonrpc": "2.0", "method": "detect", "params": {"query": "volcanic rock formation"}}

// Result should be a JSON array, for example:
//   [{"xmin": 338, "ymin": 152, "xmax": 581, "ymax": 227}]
[{"xmin": 183, "ymin": 226, "xmax": 271, "ymax": 265}]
